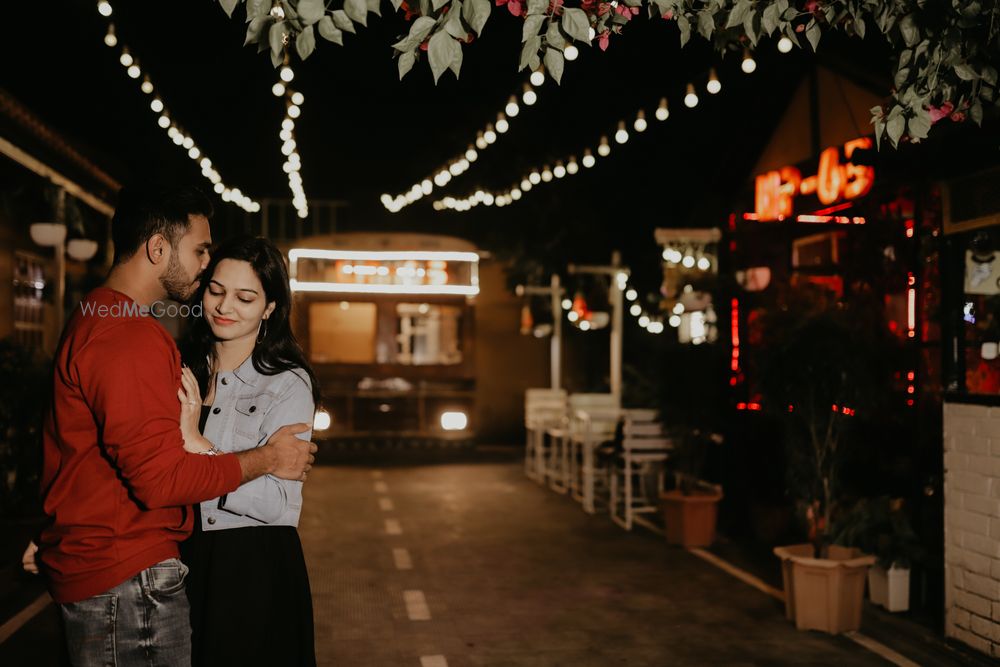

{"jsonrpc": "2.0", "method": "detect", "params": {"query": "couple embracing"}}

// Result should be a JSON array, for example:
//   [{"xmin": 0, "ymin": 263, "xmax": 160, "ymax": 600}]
[{"xmin": 24, "ymin": 184, "xmax": 319, "ymax": 666}]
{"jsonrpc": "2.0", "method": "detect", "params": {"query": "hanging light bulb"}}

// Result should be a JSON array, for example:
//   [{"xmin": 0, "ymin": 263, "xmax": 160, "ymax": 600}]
[
  {"xmin": 633, "ymin": 109, "xmax": 647, "ymax": 132},
  {"xmin": 496, "ymin": 113, "xmax": 509, "ymax": 133},
  {"xmin": 625, "ymin": 288, "xmax": 638, "ymax": 301},
  {"xmin": 597, "ymin": 135, "xmax": 611, "ymax": 156},
  {"xmin": 127, "ymin": 62, "xmax": 141, "ymax": 79},
  {"xmin": 475, "ymin": 131, "xmax": 488, "ymax": 150},
  {"xmin": 280, "ymin": 66, "xmax": 294, "ymax": 82},
  {"xmin": 530, "ymin": 67, "xmax": 545, "ymax": 87},
  {"xmin": 566, "ymin": 156, "xmax": 579, "ymax": 174},
  {"xmin": 582, "ymin": 148, "xmax": 596, "ymax": 168},
  {"xmin": 630, "ymin": 304, "xmax": 642, "ymax": 317},
  {"xmin": 522, "ymin": 83, "xmax": 537, "ymax": 106},
  {"xmin": 564, "ymin": 44, "xmax": 579, "ymax": 61},
  {"xmin": 707, "ymin": 68, "xmax": 722, "ymax": 94},
  {"xmin": 655, "ymin": 97, "xmax": 670, "ymax": 121},
  {"xmin": 158, "ymin": 114, "xmax": 170, "ymax": 128},
  {"xmin": 778, "ymin": 36, "xmax": 793, "ymax": 53},
  {"xmin": 697, "ymin": 256, "xmax": 712, "ymax": 271},
  {"xmin": 291, "ymin": 91, "xmax": 304, "ymax": 105},
  {"xmin": 529, "ymin": 170, "xmax": 541, "ymax": 185},
  {"xmin": 141, "ymin": 76, "xmax": 153, "ymax": 94},
  {"xmin": 287, "ymin": 104, "xmax": 301, "ymax": 118},
  {"xmin": 484, "ymin": 124, "xmax": 497, "ymax": 144},
  {"xmin": 541, "ymin": 166, "xmax": 553, "ymax": 182},
  {"xmin": 97, "ymin": 0, "xmax": 113, "ymax": 17},
  {"xmin": 272, "ymin": 82, "xmax": 286, "ymax": 96},
  {"xmin": 466, "ymin": 146, "xmax": 478, "ymax": 161},
  {"xmin": 506, "ymin": 95, "xmax": 520, "ymax": 117},
  {"xmin": 104, "ymin": 23, "xmax": 117, "ymax": 47},
  {"xmin": 282, "ymin": 118, "xmax": 295, "ymax": 131},
  {"xmin": 742, "ymin": 49, "xmax": 757, "ymax": 74},
  {"xmin": 119, "ymin": 48, "xmax": 133, "ymax": 67},
  {"xmin": 553, "ymin": 162, "xmax": 566, "ymax": 178},
  {"xmin": 511, "ymin": 188, "xmax": 522, "ymax": 200},
  {"xmin": 614, "ymin": 121, "xmax": 629, "ymax": 144},
  {"xmin": 684, "ymin": 83, "xmax": 699, "ymax": 108},
  {"xmin": 520, "ymin": 178, "xmax": 532, "ymax": 191},
  {"xmin": 150, "ymin": 98, "xmax": 164, "ymax": 112}
]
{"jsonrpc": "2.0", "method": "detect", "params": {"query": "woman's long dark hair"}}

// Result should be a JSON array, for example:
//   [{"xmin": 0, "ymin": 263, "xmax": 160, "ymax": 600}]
[{"xmin": 180, "ymin": 235, "xmax": 320, "ymax": 405}]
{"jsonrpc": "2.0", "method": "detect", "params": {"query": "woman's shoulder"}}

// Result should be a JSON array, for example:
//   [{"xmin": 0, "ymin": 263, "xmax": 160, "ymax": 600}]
[{"xmin": 263, "ymin": 366, "xmax": 313, "ymax": 397}]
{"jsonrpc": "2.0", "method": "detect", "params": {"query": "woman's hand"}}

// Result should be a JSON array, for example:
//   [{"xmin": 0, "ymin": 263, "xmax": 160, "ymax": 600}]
[{"xmin": 177, "ymin": 366, "xmax": 211, "ymax": 453}]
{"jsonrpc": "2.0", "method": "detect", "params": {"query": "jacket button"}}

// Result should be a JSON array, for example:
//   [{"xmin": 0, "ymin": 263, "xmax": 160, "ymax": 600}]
[
  {"xmin": 207, "ymin": 517, "xmax": 216, "ymax": 525},
  {"xmin": 221, "ymin": 377, "xmax": 228, "ymax": 385},
  {"xmin": 249, "ymin": 406, "xmax": 256, "ymax": 413},
  {"xmin": 212, "ymin": 407, "xmax": 221, "ymax": 414}
]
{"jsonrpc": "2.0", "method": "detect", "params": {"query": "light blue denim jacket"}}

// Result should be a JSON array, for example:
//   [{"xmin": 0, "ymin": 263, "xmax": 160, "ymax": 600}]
[{"xmin": 198, "ymin": 356, "xmax": 314, "ymax": 531}]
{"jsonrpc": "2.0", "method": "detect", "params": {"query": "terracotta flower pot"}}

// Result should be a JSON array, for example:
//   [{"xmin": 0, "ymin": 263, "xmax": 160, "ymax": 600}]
[
  {"xmin": 774, "ymin": 543, "xmax": 876, "ymax": 634},
  {"xmin": 659, "ymin": 487, "xmax": 723, "ymax": 548}
]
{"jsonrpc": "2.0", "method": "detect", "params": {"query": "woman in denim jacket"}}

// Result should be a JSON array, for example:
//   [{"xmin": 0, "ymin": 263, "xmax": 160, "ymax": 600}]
[{"xmin": 176, "ymin": 236, "xmax": 319, "ymax": 667}]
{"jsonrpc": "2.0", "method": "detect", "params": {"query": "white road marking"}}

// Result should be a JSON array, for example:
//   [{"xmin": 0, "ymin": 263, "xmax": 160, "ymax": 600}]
[
  {"xmin": 0, "ymin": 593, "xmax": 51, "ymax": 645},
  {"xmin": 385, "ymin": 519, "xmax": 402, "ymax": 535},
  {"xmin": 393, "ymin": 548, "xmax": 413, "ymax": 570},
  {"xmin": 374, "ymin": 481, "xmax": 389, "ymax": 493},
  {"xmin": 404, "ymin": 590, "xmax": 432, "ymax": 620},
  {"xmin": 379, "ymin": 497, "xmax": 395, "ymax": 511},
  {"xmin": 688, "ymin": 548, "xmax": 922, "ymax": 667},
  {"xmin": 420, "ymin": 656, "xmax": 448, "ymax": 667}
]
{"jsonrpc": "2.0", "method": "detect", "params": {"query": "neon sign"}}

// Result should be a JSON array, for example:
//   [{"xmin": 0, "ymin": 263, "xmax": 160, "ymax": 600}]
[{"xmin": 754, "ymin": 138, "xmax": 875, "ymax": 222}]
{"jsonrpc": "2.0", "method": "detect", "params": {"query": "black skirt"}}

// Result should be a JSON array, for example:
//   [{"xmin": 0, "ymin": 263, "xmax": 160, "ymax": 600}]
[{"xmin": 181, "ymin": 519, "xmax": 316, "ymax": 667}]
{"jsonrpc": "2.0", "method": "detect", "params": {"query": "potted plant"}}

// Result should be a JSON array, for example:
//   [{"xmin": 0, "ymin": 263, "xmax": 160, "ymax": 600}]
[
  {"xmin": 832, "ymin": 496, "xmax": 924, "ymax": 612},
  {"xmin": 659, "ymin": 426, "xmax": 724, "ymax": 548},
  {"xmin": 756, "ymin": 284, "xmax": 898, "ymax": 633}
]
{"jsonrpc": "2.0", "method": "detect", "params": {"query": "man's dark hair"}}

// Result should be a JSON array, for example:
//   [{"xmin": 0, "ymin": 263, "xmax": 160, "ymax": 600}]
[{"xmin": 110, "ymin": 184, "xmax": 213, "ymax": 265}]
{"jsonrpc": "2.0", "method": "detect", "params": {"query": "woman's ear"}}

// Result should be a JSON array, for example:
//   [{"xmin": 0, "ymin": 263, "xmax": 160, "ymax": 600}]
[{"xmin": 263, "ymin": 302, "xmax": 276, "ymax": 320}]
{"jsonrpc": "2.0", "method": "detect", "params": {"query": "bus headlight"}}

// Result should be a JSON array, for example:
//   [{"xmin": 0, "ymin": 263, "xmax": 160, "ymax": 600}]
[
  {"xmin": 440, "ymin": 411, "xmax": 468, "ymax": 431},
  {"xmin": 313, "ymin": 408, "xmax": 332, "ymax": 431}
]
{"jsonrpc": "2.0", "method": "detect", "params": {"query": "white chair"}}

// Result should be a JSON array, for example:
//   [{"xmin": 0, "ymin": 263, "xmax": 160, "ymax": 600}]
[
  {"xmin": 561, "ymin": 394, "xmax": 619, "ymax": 512},
  {"xmin": 524, "ymin": 388, "xmax": 567, "ymax": 483},
  {"xmin": 610, "ymin": 409, "xmax": 672, "ymax": 531}
]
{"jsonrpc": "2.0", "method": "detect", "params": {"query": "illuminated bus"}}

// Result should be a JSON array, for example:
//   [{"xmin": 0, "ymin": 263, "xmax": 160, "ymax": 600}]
[{"xmin": 285, "ymin": 233, "xmax": 479, "ymax": 443}]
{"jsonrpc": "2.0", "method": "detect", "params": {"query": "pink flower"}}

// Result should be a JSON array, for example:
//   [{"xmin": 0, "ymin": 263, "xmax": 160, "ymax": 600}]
[
  {"xmin": 795, "ymin": 23, "xmax": 805, "ymax": 32},
  {"xmin": 950, "ymin": 111, "xmax": 966, "ymax": 123},
  {"xmin": 661, "ymin": 10, "xmax": 673, "ymax": 19},
  {"xmin": 598, "ymin": 30, "xmax": 610, "ymax": 50},
  {"xmin": 614, "ymin": 3, "xmax": 638, "ymax": 17},
  {"xmin": 804, "ymin": 0, "xmax": 819, "ymax": 12},
  {"xmin": 928, "ymin": 101, "xmax": 954, "ymax": 124},
  {"xmin": 496, "ymin": 0, "xmax": 522, "ymax": 16}
]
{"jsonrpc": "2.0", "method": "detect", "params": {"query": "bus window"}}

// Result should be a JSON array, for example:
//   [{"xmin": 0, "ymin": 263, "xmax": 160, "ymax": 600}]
[
  {"xmin": 309, "ymin": 301, "xmax": 377, "ymax": 363},
  {"xmin": 396, "ymin": 303, "xmax": 462, "ymax": 365}
]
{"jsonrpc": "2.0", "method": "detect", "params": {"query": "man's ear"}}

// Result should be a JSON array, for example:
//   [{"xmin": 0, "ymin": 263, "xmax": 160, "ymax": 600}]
[
  {"xmin": 145, "ymin": 234, "xmax": 169, "ymax": 266},
  {"xmin": 263, "ymin": 302, "xmax": 276, "ymax": 320}
]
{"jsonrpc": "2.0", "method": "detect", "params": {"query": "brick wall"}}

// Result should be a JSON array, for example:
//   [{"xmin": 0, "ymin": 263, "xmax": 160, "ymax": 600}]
[{"xmin": 943, "ymin": 402, "xmax": 1000, "ymax": 657}]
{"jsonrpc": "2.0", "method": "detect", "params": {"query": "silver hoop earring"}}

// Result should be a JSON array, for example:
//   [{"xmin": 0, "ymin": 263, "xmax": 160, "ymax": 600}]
[{"xmin": 256, "ymin": 319, "xmax": 268, "ymax": 344}]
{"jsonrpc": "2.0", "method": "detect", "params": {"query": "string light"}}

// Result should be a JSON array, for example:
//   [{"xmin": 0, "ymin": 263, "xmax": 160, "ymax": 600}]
[
  {"xmin": 272, "ymin": 82, "xmax": 286, "ymax": 96},
  {"xmin": 273, "ymin": 64, "xmax": 309, "ymax": 218},
  {"xmin": 566, "ymin": 156, "xmax": 579, "ymax": 174},
  {"xmin": 615, "ymin": 120, "xmax": 629, "ymax": 144},
  {"xmin": 684, "ymin": 83, "xmax": 699, "ymax": 108},
  {"xmin": 655, "ymin": 97, "xmax": 670, "ymax": 121},
  {"xmin": 541, "ymin": 166, "xmax": 553, "ymax": 182},
  {"xmin": 633, "ymin": 109, "xmax": 647, "ymax": 132},
  {"xmin": 553, "ymin": 162, "xmax": 566, "ymax": 178},
  {"xmin": 778, "ymin": 36, "xmax": 793, "ymax": 53},
  {"xmin": 484, "ymin": 124, "xmax": 497, "ymax": 144},
  {"xmin": 496, "ymin": 113, "xmax": 509, "ymax": 133},
  {"xmin": 506, "ymin": 95, "xmax": 520, "ymax": 117},
  {"xmin": 279, "ymin": 66, "xmax": 294, "ymax": 82},
  {"xmin": 564, "ymin": 45, "xmax": 579, "ymax": 61},
  {"xmin": 597, "ymin": 135, "xmax": 611, "ymax": 156},
  {"xmin": 742, "ymin": 49, "xmax": 757, "ymax": 74},
  {"xmin": 95, "ymin": 1, "xmax": 258, "ymax": 212},
  {"xmin": 523, "ymin": 83, "xmax": 538, "ymax": 106},
  {"xmin": 582, "ymin": 149, "xmax": 596, "ymax": 168},
  {"xmin": 530, "ymin": 67, "xmax": 545, "ymax": 87},
  {"xmin": 707, "ymin": 68, "xmax": 721, "ymax": 94}
]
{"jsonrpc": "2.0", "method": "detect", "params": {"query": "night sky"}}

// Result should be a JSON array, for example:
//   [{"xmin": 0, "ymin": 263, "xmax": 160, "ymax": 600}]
[{"xmin": 3, "ymin": 1, "xmax": 895, "ymax": 291}]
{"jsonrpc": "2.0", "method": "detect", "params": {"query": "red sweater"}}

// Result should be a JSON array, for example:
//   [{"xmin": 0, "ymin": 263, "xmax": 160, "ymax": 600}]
[{"xmin": 39, "ymin": 287, "xmax": 242, "ymax": 603}]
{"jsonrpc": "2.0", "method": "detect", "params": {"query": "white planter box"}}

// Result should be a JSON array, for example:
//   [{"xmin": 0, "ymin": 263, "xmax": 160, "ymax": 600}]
[{"xmin": 867, "ymin": 564, "xmax": 910, "ymax": 612}]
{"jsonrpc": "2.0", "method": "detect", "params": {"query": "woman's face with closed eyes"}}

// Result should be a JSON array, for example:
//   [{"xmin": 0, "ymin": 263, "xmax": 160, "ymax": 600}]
[{"xmin": 202, "ymin": 259, "xmax": 275, "ymax": 342}]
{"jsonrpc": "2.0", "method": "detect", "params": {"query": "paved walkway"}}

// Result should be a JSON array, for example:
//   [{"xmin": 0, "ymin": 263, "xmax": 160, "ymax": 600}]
[{"xmin": 0, "ymin": 459, "xmax": 918, "ymax": 666}]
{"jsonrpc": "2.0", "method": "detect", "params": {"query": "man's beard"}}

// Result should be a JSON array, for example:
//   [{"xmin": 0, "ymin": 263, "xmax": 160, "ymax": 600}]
[{"xmin": 159, "ymin": 251, "xmax": 199, "ymax": 302}]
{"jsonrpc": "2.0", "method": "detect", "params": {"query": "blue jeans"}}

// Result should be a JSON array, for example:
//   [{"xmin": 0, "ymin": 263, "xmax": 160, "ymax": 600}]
[{"xmin": 59, "ymin": 558, "xmax": 191, "ymax": 667}]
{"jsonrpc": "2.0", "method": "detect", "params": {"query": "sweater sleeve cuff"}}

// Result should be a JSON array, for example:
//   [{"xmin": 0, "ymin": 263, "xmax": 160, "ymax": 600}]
[{"xmin": 218, "ymin": 452, "xmax": 243, "ymax": 492}]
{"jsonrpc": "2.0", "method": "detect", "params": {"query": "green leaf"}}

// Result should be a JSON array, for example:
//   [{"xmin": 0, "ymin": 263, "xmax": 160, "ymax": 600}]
[
  {"xmin": 561, "ymin": 8, "xmax": 591, "ymax": 44},
  {"xmin": 854, "ymin": 16, "xmax": 865, "ymax": 39},
  {"xmin": 886, "ymin": 113, "xmax": 905, "ymax": 147},
  {"xmin": 523, "ymin": 15, "xmax": 544, "ymax": 42},
  {"xmin": 296, "ymin": 25, "xmax": 316, "ymax": 58},
  {"xmin": 463, "ymin": 0, "xmax": 491, "ymax": 37},
  {"xmin": 954, "ymin": 64, "xmax": 979, "ymax": 81},
  {"xmin": 743, "ymin": 10, "xmax": 759, "ymax": 47},
  {"xmin": 544, "ymin": 46, "xmax": 565, "ymax": 84},
  {"xmin": 761, "ymin": 3, "xmax": 779, "ymax": 35},
  {"xmin": 805, "ymin": 20, "xmax": 821, "ymax": 51},
  {"xmin": 546, "ymin": 19, "xmax": 566, "ymax": 49},
  {"xmin": 332, "ymin": 10, "xmax": 357, "ymax": 33},
  {"xmin": 907, "ymin": 109, "xmax": 931, "ymax": 140},
  {"xmin": 297, "ymin": 0, "xmax": 325, "ymax": 24},
  {"xmin": 449, "ymin": 42, "xmax": 463, "ymax": 77},
  {"xmin": 893, "ymin": 67, "xmax": 910, "ymax": 88},
  {"xmin": 527, "ymin": 0, "xmax": 547, "ymax": 15},
  {"xmin": 398, "ymin": 51, "xmax": 416, "ymax": 79},
  {"xmin": 676, "ymin": 14, "xmax": 691, "ymax": 46},
  {"xmin": 898, "ymin": 14, "xmax": 919, "ymax": 47},
  {"xmin": 970, "ymin": 101, "xmax": 983, "ymax": 126},
  {"xmin": 269, "ymin": 20, "xmax": 286, "ymax": 56},
  {"xmin": 983, "ymin": 66, "xmax": 998, "ymax": 87},
  {"xmin": 445, "ymin": 1, "xmax": 467, "ymax": 38},
  {"xmin": 432, "ymin": 0, "xmax": 449, "ymax": 10},
  {"xmin": 725, "ymin": 0, "xmax": 751, "ymax": 29},
  {"xmin": 697, "ymin": 10, "xmax": 714, "ymax": 40},
  {"xmin": 367, "ymin": 0, "xmax": 382, "ymax": 17},
  {"xmin": 247, "ymin": 0, "xmax": 270, "ymax": 18},
  {"xmin": 344, "ymin": 0, "xmax": 368, "ymax": 26},
  {"xmin": 245, "ymin": 16, "xmax": 271, "ymax": 46},
  {"xmin": 219, "ymin": 0, "xmax": 240, "ymax": 18},
  {"xmin": 317, "ymin": 16, "xmax": 344, "ymax": 44},
  {"xmin": 519, "ymin": 35, "xmax": 541, "ymax": 71},
  {"xmin": 428, "ymin": 31, "xmax": 461, "ymax": 82},
  {"xmin": 389, "ymin": 0, "xmax": 404, "ymax": 9}
]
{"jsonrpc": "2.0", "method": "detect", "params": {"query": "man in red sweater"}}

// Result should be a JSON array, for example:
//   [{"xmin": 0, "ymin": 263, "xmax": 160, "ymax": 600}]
[{"xmin": 27, "ymin": 185, "xmax": 317, "ymax": 667}]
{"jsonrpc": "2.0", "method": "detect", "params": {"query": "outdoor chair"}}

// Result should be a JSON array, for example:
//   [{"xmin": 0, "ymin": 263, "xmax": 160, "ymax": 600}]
[
  {"xmin": 524, "ymin": 388, "xmax": 567, "ymax": 483},
  {"xmin": 609, "ymin": 409, "xmax": 672, "ymax": 531},
  {"xmin": 561, "ymin": 394, "xmax": 620, "ymax": 512}
]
